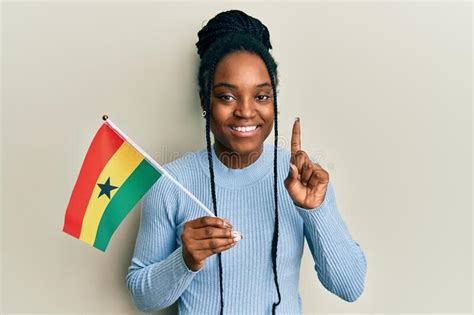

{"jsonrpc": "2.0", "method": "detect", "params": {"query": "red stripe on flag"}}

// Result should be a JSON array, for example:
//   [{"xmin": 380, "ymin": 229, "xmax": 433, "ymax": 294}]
[{"xmin": 63, "ymin": 123, "xmax": 124, "ymax": 238}]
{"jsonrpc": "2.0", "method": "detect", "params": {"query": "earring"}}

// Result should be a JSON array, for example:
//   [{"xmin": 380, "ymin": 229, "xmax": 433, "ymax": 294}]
[{"xmin": 201, "ymin": 110, "xmax": 206, "ymax": 117}]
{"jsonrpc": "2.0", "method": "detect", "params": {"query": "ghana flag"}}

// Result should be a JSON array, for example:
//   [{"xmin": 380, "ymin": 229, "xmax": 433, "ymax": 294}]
[{"xmin": 63, "ymin": 116, "xmax": 162, "ymax": 251}]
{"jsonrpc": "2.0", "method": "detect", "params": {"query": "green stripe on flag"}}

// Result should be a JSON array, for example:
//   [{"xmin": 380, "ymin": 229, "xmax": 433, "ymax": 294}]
[{"xmin": 93, "ymin": 159, "xmax": 162, "ymax": 251}]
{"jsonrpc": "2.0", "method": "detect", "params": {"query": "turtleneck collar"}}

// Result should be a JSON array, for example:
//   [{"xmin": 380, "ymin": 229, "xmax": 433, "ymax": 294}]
[{"xmin": 197, "ymin": 143, "xmax": 274, "ymax": 188}]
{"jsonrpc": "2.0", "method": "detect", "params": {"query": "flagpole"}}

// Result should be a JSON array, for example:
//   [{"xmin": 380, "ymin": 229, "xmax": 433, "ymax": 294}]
[{"xmin": 101, "ymin": 115, "xmax": 216, "ymax": 218}]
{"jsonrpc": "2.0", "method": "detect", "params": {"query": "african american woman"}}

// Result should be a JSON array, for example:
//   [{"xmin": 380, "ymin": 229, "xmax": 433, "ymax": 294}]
[{"xmin": 126, "ymin": 9, "xmax": 367, "ymax": 315}]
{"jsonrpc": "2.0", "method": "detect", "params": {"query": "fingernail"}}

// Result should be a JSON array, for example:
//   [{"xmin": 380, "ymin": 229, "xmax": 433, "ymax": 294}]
[
  {"xmin": 295, "ymin": 117, "xmax": 300, "ymax": 122},
  {"xmin": 232, "ymin": 231, "xmax": 242, "ymax": 242}
]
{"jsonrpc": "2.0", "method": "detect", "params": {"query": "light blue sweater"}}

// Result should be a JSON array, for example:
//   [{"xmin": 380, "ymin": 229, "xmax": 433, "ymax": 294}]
[{"xmin": 126, "ymin": 143, "xmax": 367, "ymax": 314}]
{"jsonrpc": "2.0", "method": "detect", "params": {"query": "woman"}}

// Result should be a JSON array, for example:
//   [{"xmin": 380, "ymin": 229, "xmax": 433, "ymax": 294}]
[{"xmin": 127, "ymin": 9, "xmax": 367, "ymax": 314}]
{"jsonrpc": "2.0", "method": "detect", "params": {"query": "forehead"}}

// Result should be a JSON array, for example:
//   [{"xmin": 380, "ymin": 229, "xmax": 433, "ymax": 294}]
[{"xmin": 213, "ymin": 52, "xmax": 270, "ymax": 87}]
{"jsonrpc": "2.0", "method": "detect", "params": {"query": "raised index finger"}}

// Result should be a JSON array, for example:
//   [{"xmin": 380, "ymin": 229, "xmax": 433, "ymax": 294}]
[{"xmin": 291, "ymin": 117, "xmax": 301, "ymax": 160}]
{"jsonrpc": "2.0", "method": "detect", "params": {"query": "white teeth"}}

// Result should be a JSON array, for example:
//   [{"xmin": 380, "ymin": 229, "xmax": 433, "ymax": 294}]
[{"xmin": 231, "ymin": 126, "xmax": 258, "ymax": 132}]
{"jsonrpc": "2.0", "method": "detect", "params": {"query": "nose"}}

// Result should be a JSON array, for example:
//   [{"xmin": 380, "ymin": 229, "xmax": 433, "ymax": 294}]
[{"xmin": 234, "ymin": 97, "xmax": 257, "ymax": 119}]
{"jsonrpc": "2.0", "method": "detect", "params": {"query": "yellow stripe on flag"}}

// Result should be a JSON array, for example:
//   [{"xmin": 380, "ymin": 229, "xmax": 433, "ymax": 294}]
[{"xmin": 79, "ymin": 142, "xmax": 143, "ymax": 245}]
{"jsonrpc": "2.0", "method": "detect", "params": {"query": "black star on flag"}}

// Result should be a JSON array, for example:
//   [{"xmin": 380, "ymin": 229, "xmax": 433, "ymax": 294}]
[{"xmin": 97, "ymin": 177, "xmax": 119, "ymax": 199}]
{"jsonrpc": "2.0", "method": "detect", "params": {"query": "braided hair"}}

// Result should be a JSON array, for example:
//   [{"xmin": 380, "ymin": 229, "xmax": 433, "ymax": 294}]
[{"xmin": 195, "ymin": 10, "xmax": 281, "ymax": 314}]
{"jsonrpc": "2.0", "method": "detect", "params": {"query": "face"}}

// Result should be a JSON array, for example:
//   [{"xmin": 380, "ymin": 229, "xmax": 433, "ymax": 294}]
[{"xmin": 201, "ymin": 51, "xmax": 275, "ymax": 158}]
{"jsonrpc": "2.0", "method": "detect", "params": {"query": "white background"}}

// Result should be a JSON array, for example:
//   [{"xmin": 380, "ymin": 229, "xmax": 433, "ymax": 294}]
[{"xmin": 1, "ymin": 1, "xmax": 472, "ymax": 314}]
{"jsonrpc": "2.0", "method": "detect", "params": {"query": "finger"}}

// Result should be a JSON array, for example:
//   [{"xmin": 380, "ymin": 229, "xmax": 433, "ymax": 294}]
[
  {"xmin": 317, "ymin": 167, "xmax": 330, "ymax": 184},
  {"xmin": 301, "ymin": 162, "xmax": 314, "ymax": 186},
  {"xmin": 290, "ymin": 117, "xmax": 301, "ymax": 162},
  {"xmin": 194, "ymin": 237, "xmax": 236, "ymax": 251},
  {"xmin": 312, "ymin": 164, "xmax": 329, "ymax": 183},
  {"xmin": 294, "ymin": 150, "xmax": 310, "ymax": 175},
  {"xmin": 201, "ymin": 241, "xmax": 237, "ymax": 256},
  {"xmin": 192, "ymin": 226, "xmax": 233, "ymax": 240},
  {"xmin": 286, "ymin": 163, "xmax": 299, "ymax": 181},
  {"xmin": 312, "ymin": 163, "xmax": 324, "ymax": 171},
  {"xmin": 307, "ymin": 167, "xmax": 329, "ymax": 189},
  {"xmin": 307, "ymin": 171, "xmax": 320, "ymax": 189},
  {"xmin": 189, "ymin": 216, "xmax": 232, "ymax": 229}
]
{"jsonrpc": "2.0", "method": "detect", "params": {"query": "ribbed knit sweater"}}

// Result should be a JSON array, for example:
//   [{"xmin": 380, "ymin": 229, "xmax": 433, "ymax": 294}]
[{"xmin": 126, "ymin": 143, "xmax": 367, "ymax": 314}]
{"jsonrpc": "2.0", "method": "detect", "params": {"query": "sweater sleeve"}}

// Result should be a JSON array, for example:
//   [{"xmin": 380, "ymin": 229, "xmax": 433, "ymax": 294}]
[
  {"xmin": 295, "ymin": 180, "xmax": 367, "ymax": 302},
  {"xmin": 126, "ymin": 169, "xmax": 201, "ymax": 312}
]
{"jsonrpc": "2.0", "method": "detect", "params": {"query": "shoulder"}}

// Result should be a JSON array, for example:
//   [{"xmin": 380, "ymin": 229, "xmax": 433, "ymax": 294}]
[
  {"xmin": 162, "ymin": 149, "xmax": 203, "ymax": 180},
  {"xmin": 141, "ymin": 149, "xmax": 204, "ymax": 222},
  {"xmin": 146, "ymin": 149, "xmax": 202, "ymax": 198}
]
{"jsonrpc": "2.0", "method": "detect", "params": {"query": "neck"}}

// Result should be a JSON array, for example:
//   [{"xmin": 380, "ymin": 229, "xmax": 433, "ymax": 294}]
[{"xmin": 213, "ymin": 142, "xmax": 264, "ymax": 169}]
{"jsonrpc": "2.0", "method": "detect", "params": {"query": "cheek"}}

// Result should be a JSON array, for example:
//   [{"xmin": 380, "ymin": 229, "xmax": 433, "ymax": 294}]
[
  {"xmin": 211, "ymin": 105, "xmax": 232, "ymax": 125},
  {"xmin": 210, "ymin": 109, "xmax": 230, "ymax": 135},
  {"xmin": 261, "ymin": 108, "xmax": 275, "ymax": 132},
  {"xmin": 261, "ymin": 107, "xmax": 275, "ymax": 124}
]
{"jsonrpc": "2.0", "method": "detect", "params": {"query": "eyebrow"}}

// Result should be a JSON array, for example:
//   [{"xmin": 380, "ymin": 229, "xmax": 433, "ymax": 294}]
[{"xmin": 213, "ymin": 82, "xmax": 272, "ymax": 90}]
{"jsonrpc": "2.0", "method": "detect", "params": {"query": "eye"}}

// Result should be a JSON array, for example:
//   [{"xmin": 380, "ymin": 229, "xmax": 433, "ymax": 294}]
[
  {"xmin": 218, "ymin": 95, "xmax": 235, "ymax": 102},
  {"xmin": 256, "ymin": 94, "xmax": 271, "ymax": 101}
]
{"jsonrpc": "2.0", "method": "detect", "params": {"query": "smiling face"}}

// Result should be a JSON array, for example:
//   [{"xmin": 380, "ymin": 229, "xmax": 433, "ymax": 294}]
[{"xmin": 201, "ymin": 51, "xmax": 275, "ymax": 166}]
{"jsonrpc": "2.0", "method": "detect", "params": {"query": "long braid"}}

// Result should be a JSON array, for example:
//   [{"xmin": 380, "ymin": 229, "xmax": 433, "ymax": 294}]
[
  {"xmin": 204, "ymin": 58, "xmax": 225, "ymax": 315},
  {"xmin": 263, "ymin": 57, "xmax": 282, "ymax": 315}
]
